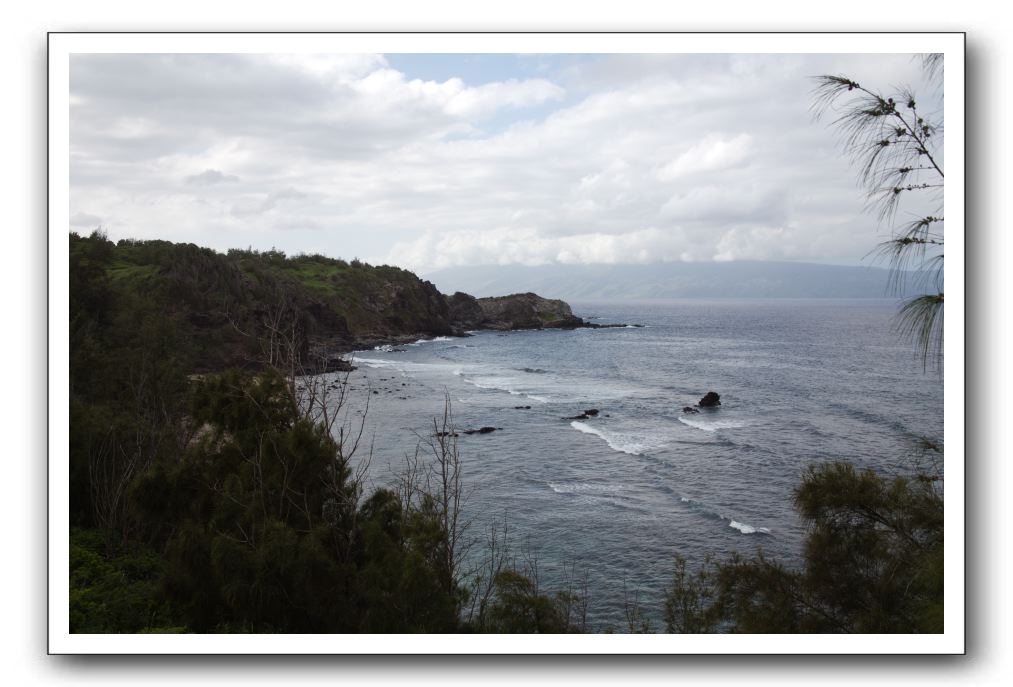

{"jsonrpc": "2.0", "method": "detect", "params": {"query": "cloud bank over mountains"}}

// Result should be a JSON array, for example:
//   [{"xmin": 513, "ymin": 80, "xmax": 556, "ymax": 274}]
[{"xmin": 70, "ymin": 52, "xmax": 939, "ymax": 271}]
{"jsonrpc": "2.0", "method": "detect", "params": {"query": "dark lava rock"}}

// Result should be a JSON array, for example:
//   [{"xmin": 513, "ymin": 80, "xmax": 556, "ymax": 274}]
[
  {"xmin": 462, "ymin": 426, "xmax": 499, "ymax": 435},
  {"xmin": 698, "ymin": 391, "xmax": 721, "ymax": 408},
  {"xmin": 682, "ymin": 406, "xmax": 700, "ymax": 414},
  {"xmin": 514, "ymin": 405, "xmax": 532, "ymax": 410},
  {"xmin": 476, "ymin": 292, "xmax": 585, "ymax": 330},
  {"xmin": 564, "ymin": 408, "xmax": 600, "ymax": 420},
  {"xmin": 446, "ymin": 291, "xmax": 485, "ymax": 330}
]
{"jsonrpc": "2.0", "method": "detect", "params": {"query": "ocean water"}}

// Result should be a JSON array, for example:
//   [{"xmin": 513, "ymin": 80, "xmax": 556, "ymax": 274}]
[{"xmin": 322, "ymin": 299, "xmax": 944, "ymax": 631}]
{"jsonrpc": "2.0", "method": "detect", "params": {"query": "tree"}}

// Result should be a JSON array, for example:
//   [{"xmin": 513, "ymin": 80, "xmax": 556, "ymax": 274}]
[{"xmin": 812, "ymin": 54, "xmax": 944, "ymax": 367}]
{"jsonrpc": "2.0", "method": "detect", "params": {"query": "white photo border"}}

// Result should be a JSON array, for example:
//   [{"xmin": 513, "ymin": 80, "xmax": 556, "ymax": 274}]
[{"xmin": 48, "ymin": 31, "xmax": 965, "ymax": 655}]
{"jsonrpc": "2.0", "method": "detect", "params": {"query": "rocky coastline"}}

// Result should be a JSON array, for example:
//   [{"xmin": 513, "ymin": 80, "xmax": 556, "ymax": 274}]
[{"xmin": 313, "ymin": 291, "xmax": 633, "ymax": 372}]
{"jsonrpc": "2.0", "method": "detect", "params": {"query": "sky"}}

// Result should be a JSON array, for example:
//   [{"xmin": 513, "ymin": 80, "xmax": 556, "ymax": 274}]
[{"xmin": 69, "ymin": 52, "xmax": 942, "ymax": 274}]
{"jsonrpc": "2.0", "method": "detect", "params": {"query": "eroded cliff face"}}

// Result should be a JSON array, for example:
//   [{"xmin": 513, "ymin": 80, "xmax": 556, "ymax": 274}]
[
  {"xmin": 446, "ymin": 291, "xmax": 485, "ymax": 331},
  {"xmin": 465, "ymin": 292, "xmax": 585, "ymax": 331}
]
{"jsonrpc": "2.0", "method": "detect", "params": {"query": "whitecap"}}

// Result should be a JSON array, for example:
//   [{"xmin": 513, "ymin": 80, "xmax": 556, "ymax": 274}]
[
  {"xmin": 351, "ymin": 356, "xmax": 460, "ymax": 376},
  {"xmin": 570, "ymin": 421, "xmax": 655, "ymax": 456},
  {"xmin": 464, "ymin": 376, "xmax": 523, "ymax": 394},
  {"xmin": 729, "ymin": 520, "xmax": 771, "ymax": 535},
  {"xmin": 547, "ymin": 481, "xmax": 623, "ymax": 495},
  {"xmin": 678, "ymin": 417, "xmax": 747, "ymax": 433}
]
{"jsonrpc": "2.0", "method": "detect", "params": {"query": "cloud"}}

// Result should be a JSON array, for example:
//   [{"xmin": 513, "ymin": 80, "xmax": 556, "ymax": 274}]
[
  {"xmin": 69, "ymin": 211, "xmax": 102, "ymax": 228},
  {"xmin": 69, "ymin": 52, "xmax": 941, "ymax": 270},
  {"xmin": 231, "ymin": 187, "xmax": 307, "ymax": 217},
  {"xmin": 184, "ymin": 169, "xmax": 241, "ymax": 186},
  {"xmin": 657, "ymin": 133, "xmax": 753, "ymax": 181},
  {"xmin": 386, "ymin": 224, "xmax": 805, "ymax": 272}
]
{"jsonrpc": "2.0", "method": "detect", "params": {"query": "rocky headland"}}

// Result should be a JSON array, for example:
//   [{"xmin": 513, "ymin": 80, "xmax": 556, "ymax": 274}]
[{"xmin": 69, "ymin": 234, "xmax": 625, "ymax": 376}]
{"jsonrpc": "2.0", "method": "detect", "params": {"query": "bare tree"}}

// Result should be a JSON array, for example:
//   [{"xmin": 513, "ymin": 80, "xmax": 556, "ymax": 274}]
[
  {"xmin": 557, "ymin": 561, "xmax": 591, "ymax": 633},
  {"xmin": 465, "ymin": 519, "xmax": 511, "ymax": 629},
  {"xmin": 622, "ymin": 578, "xmax": 652, "ymax": 633},
  {"xmin": 398, "ymin": 393, "xmax": 472, "ymax": 601}
]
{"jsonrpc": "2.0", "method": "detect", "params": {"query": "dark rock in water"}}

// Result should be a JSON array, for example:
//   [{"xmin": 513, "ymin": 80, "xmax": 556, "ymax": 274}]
[
  {"xmin": 698, "ymin": 391, "xmax": 721, "ymax": 407},
  {"xmin": 434, "ymin": 431, "xmax": 459, "ymax": 438},
  {"xmin": 372, "ymin": 390, "xmax": 380, "ymax": 395},
  {"xmin": 462, "ymin": 426, "xmax": 499, "ymax": 435},
  {"xmin": 682, "ymin": 406, "xmax": 700, "ymax": 414},
  {"xmin": 564, "ymin": 408, "xmax": 601, "ymax": 420},
  {"xmin": 514, "ymin": 405, "xmax": 532, "ymax": 410},
  {"xmin": 583, "ymin": 409, "xmax": 599, "ymax": 417}
]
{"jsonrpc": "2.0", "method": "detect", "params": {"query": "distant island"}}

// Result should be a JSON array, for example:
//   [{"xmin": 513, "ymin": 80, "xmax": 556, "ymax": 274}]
[{"xmin": 424, "ymin": 260, "xmax": 932, "ymax": 300}]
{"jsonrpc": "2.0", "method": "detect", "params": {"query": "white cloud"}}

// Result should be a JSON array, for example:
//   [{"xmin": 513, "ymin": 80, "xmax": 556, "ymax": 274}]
[
  {"xmin": 184, "ymin": 169, "xmax": 241, "ymax": 186},
  {"xmin": 69, "ymin": 52, "xmax": 940, "ymax": 270},
  {"xmin": 231, "ymin": 187, "xmax": 307, "ymax": 217},
  {"xmin": 69, "ymin": 211, "xmax": 102, "ymax": 228},
  {"xmin": 385, "ymin": 224, "xmax": 805, "ymax": 272},
  {"xmin": 657, "ymin": 133, "xmax": 753, "ymax": 181},
  {"xmin": 265, "ymin": 53, "xmax": 388, "ymax": 81}
]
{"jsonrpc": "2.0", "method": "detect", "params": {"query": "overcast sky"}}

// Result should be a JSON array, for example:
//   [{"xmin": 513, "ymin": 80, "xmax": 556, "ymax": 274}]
[{"xmin": 69, "ymin": 52, "xmax": 941, "ymax": 273}]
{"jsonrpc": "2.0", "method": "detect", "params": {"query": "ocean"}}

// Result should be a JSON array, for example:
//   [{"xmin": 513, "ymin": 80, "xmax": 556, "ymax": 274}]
[{"xmin": 328, "ymin": 299, "xmax": 944, "ymax": 631}]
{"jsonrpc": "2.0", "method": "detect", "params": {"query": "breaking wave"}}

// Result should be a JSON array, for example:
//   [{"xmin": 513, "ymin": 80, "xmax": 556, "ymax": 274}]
[
  {"xmin": 678, "ymin": 417, "xmax": 748, "ymax": 433},
  {"xmin": 570, "ymin": 421, "xmax": 660, "ymax": 456}
]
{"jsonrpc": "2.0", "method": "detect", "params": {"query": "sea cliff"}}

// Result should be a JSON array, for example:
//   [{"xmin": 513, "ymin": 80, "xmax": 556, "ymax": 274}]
[{"xmin": 70, "ymin": 232, "xmax": 595, "ymax": 374}]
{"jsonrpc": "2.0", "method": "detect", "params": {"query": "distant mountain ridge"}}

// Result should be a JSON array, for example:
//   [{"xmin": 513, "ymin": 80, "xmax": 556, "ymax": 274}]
[{"xmin": 424, "ymin": 261, "xmax": 932, "ymax": 300}]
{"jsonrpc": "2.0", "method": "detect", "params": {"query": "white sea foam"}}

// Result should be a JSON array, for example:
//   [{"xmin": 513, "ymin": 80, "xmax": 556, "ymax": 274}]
[
  {"xmin": 408, "ymin": 335, "xmax": 454, "ymax": 346},
  {"xmin": 570, "ymin": 421, "xmax": 653, "ymax": 455},
  {"xmin": 464, "ymin": 376, "xmax": 522, "ymax": 394},
  {"xmin": 352, "ymin": 356, "xmax": 407, "ymax": 370},
  {"xmin": 352, "ymin": 356, "xmax": 459, "ymax": 376},
  {"xmin": 548, "ymin": 481, "xmax": 622, "ymax": 495},
  {"xmin": 462, "ymin": 375, "xmax": 549, "ymax": 403},
  {"xmin": 729, "ymin": 520, "xmax": 771, "ymax": 535},
  {"xmin": 678, "ymin": 417, "xmax": 747, "ymax": 433}
]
